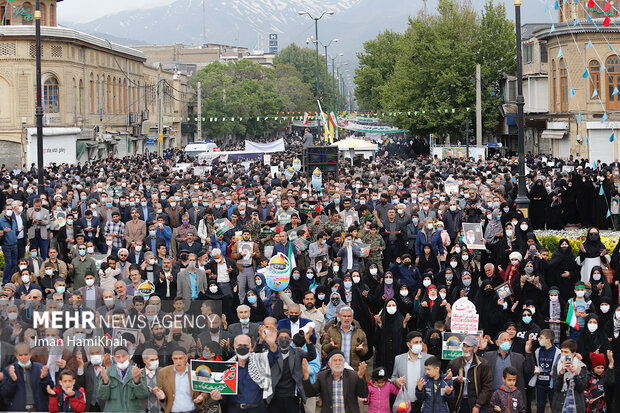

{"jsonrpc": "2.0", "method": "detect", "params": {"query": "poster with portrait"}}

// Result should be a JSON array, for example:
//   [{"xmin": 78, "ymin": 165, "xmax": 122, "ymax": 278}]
[
  {"xmin": 495, "ymin": 281, "xmax": 513, "ymax": 300},
  {"xmin": 461, "ymin": 223, "xmax": 485, "ymax": 250},
  {"xmin": 112, "ymin": 328, "xmax": 140, "ymax": 357},
  {"xmin": 52, "ymin": 210, "xmax": 67, "ymax": 231}
]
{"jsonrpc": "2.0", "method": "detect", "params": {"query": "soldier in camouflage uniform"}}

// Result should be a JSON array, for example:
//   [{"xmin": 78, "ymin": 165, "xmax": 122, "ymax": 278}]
[
  {"xmin": 244, "ymin": 213, "xmax": 262, "ymax": 243},
  {"xmin": 323, "ymin": 213, "xmax": 345, "ymax": 240},
  {"xmin": 365, "ymin": 223, "xmax": 385, "ymax": 273},
  {"xmin": 306, "ymin": 211, "xmax": 324, "ymax": 242}
]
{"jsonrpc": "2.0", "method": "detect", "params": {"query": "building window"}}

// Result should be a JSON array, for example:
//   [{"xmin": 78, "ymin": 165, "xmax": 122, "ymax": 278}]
[
  {"xmin": 78, "ymin": 79, "xmax": 83, "ymax": 114},
  {"xmin": 50, "ymin": 3, "xmax": 55, "ymax": 26},
  {"xmin": 1, "ymin": 5, "xmax": 11, "ymax": 25},
  {"xmin": 552, "ymin": 60, "xmax": 557, "ymax": 111},
  {"xmin": 540, "ymin": 42, "xmax": 548, "ymax": 63},
  {"xmin": 560, "ymin": 58, "xmax": 568, "ymax": 111},
  {"xmin": 40, "ymin": 3, "xmax": 45, "ymax": 26},
  {"xmin": 607, "ymin": 55, "xmax": 620, "ymax": 110},
  {"xmin": 107, "ymin": 76, "xmax": 111, "ymax": 113},
  {"xmin": 20, "ymin": 2, "xmax": 33, "ymax": 25},
  {"xmin": 43, "ymin": 76, "xmax": 59, "ymax": 113},
  {"xmin": 590, "ymin": 60, "xmax": 600, "ymax": 99},
  {"xmin": 112, "ymin": 78, "xmax": 117, "ymax": 113},
  {"xmin": 90, "ymin": 76, "xmax": 94, "ymax": 113},
  {"xmin": 524, "ymin": 44, "xmax": 534, "ymax": 64}
]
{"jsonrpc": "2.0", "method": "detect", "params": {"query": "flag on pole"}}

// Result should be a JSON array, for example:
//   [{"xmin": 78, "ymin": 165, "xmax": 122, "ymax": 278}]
[
  {"xmin": 287, "ymin": 243, "xmax": 296, "ymax": 275},
  {"xmin": 600, "ymin": 184, "xmax": 605, "ymax": 196},
  {"xmin": 566, "ymin": 299, "xmax": 579, "ymax": 330},
  {"xmin": 328, "ymin": 112, "xmax": 338, "ymax": 128},
  {"xmin": 303, "ymin": 112, "xmax": 309, "ymax": 125}
]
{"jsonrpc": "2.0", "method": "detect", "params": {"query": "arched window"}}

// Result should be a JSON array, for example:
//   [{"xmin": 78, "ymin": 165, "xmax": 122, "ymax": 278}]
[
  {"xmin": 112, "ymin": 78, "xmax": 117, "ymax": 113},
  {"xmin": 560, "ymin": 58, "xmax": 568, "ymax": 111},
  {"xmin": 551, "ymin": 60, "xmax": 557, "ymax": 111},
  {"xmin": 21, "ymin": 2, "xmax": 33, "ymax": 25},
  {"xmin": 590, "ymin": 60, "xmax": 600, "ymax": 100},
  {"xmin": 40, "ymin": 3, "xmax": 46, "ymax": 26},
  {"xmin": 50, "ymin": 3, "xmax": 55, "ymax": 26},
  {"xmin": 43, "ymin": 76, "xmax": 59, "ymax": 113},
  {"xmin": 90, "ymin": 74, "xmax": 94, "ymax": 113},
  {"xmin": 106, "ymin": 76, "xmax": 111, "ymax": 113},
  {"xmin": 607, "ymin": 55, "xmax": 620, "ymax": 110},
  {"xmin": 78, "ymin": 79, "xmax": 84, "ymax": 114}
]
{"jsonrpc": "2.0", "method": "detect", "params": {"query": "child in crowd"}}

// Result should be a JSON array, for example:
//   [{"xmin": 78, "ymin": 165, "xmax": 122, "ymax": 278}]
[
  {"xmin": 415, "ymin": 356, "xmax": 453, "ymax": 413},
  {"xmin": 551, "ymin": 339, "xmax": 587, "ymax": 412},
  {"xmin": 526, "ymin": 328, "xmax": 562, "ymax": 413},
  {"xmin": 585, "ymin": 351, "xmax": 615, "ymax": 413},
  {"xmin": 363, "ymin": 367, "xmax": 400, "ymax": 413},
  {"xmin": 48, "ymin": 370, "xmax": 87, "ymax": 413},
  {"xmin": 490, "ymin": 366, "xmax": 526, "ymax": 413}
]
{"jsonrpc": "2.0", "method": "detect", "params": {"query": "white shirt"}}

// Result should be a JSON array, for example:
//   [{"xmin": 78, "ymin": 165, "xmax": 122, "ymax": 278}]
[
  {"xmin": 216, "ymin": 260, "xmax": 229, "ymax": 283},
  {"xmin": 290, "ymin": 320, "xmax": 300, "ymax": 336}
]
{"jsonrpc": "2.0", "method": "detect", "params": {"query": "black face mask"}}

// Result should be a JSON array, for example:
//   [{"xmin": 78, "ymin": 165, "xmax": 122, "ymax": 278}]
[
  {"xmin": 381, "ymin": 200, "xmax": 387, "ymax": 205},
  {"xmin": 289, "ymin": 315, "xmax": 299, "ymax": 323},
  {"xmin": 209, "ymin": 327, "xmax": 219, "ymax": 334},
  {"xmin": 589, "ymin": 234, "xmax": 599, "ymax": 241},
  {"xmin": 180, "ymin": 254, "xmax": 188, "ymax": 261},
  {"xmin": 172, "ymin": 333, "xmax": 182, "ymax": 341},
  {"xmin": 331, "ymin": 298, "xmax": 340, "ymax": 306},
  {"xmin": 560, "ymin": 246, "xmax": 569, "ymax": 253},
  {"xmin": 484, "ymin": 288, "xmax": 494, "ymax": 296},
  {"xmin": 235, "ymin": 346, "xmax": 250, "ymax": 356},
  {"xmin": 278, "ymin": 337, "xmax": 291, "ymax": 350}
]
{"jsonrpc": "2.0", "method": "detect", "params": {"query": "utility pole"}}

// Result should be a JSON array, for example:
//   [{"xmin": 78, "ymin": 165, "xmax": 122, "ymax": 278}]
[
  {"xmin": 476, "ymin": 64, "xmax": 482, "ymax": 147},
  {"xmin": 514, "ymin": 0, "xmax": 530, "ymax": 214},
  {"xmin": 324, "ymin": 45, "xmax": 329, "ymax": 114},
  {"xmin": 197, "ymin": 81, "xmax": 202, "ymax": 142},
  {"xmin": 158, "ymin": 79, "xmax": 163, "ymax": 157},
  {"xmin": 466, "ymin": 116, "xmax": 470, "ymax": 158},
  {"xmin": 35, "ymin": 0, "xmax": 44, "ymax": 194}
]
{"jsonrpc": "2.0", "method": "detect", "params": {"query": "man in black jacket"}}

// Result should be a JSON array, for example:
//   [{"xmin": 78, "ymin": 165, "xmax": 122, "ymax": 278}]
[
  {"xmin": 76, "ymin": 346, "xmax": 105, "ymax": 412},
  {"xmin": 205, "ymin": 248, "xmax": 239, "ymax": 299}
]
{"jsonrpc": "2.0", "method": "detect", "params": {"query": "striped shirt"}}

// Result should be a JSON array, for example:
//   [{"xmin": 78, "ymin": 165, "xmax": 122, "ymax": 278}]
[
  {"xmin": 332, "ymin": 374, "xmax": 344, "ymax": 413},
  {"xmin": 340, "ymin": 325, "xmax": 354, "ymax": 365}
]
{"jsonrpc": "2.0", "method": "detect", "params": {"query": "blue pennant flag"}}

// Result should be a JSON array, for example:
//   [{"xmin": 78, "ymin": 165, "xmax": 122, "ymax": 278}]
[
  {"xmin": 554, "ymin": 0, "xmax": 559, "ymax": 9},
  {"xmin": 602, "ymin": 63, "xmax": 606, "ymax": 72},
  {"xmin": 583, "ymin": 68, "xmax": 590, "ymax": 78},
  {"xmin": 594, "ymin": 159, "xmax": 598, "ymax": 170},
  {"xmin": 578, "ymin": 112, "xmax": 582, "ymax": 122},
  {"xmin": 550, "ymin": 24, "xmax": 555, "ymax": 34},
  {"xmin": 594, "ymin": 22, "xmax": 599, "ymax": 31},
  {"xmin": 557, "ymin": 48, "xmax": 563, "ymax": 58},
  {"xmin": 570, "ymin": 88, "xmax": 576, "ymax": 97},
  {"xmin": 600, "ymin": 184, "xmax": 605, "ymax": 195},
  {"xmin": 610, "ymin": 42, "xmax": 615, "ymax": 51},
  {"xmin": 613, "ymin": 87, "xmax": 619, "ymax": 96},
  {"xmin": 611, "ymin": 132, "xmax": 616, "ymax": 142},
  {"xmin": 587, "ymin": 13, "xmax": 593, "ymax": 22},
  {"xmin": 545, "ymin": 3, "xmax": 549, "ymax": 12},
  {"xmin": 592, "ymin": 89, "xmax": 599, "ymax": 98},
  {"xmin": 586, "ymin": 135, "xmax": 590, "ymax": 143},
  {"xmin": 602, "ymin": 112, "xmax": 609, "ymax": 123},
  {"xmin": 574, "ymin": 18, "xmax": 580, "ymax": 26},
  {"xmin": 587, "ymin": 40, "xmax": 593, "ymax": 49},
  {"xmin": 607, "ymin": 210, "xmax": 612, "ymax": 219}
]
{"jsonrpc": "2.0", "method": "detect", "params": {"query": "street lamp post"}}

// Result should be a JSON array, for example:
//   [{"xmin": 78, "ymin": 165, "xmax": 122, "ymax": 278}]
[
  {"xmin": 298, "ymin": 10, "xmax": 334, "ymax": 139},
  {"xmin": 331, "ymin": 53, "xmax": 344, "ymax": 111},
  {"xmin": 320, "ymin": 39, "xmax": 338, "ymax": 114},
  {"xmin": 35, "ymin": 0, "xmax": 44, "ymax": 195},
  {"xmin": 514, "ymin": 0, "xmax": 530, "ymax": 215}
]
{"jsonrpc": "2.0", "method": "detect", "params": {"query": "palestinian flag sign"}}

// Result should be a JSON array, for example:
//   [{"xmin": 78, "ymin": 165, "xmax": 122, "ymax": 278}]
[
  {"xmin": 260, "ymin": 223, "xmax": 281, "ymax": 237},
  {"xmin": 354, "ymin": 241, "xmax": 371, "ymax": 258},
  {"xmin": 300, "ymin": 201, "xmax": 321, "ymax": 214},
  {"xmin": 214, "ymin": 218, "xmax": 233, "ymax": 238}
]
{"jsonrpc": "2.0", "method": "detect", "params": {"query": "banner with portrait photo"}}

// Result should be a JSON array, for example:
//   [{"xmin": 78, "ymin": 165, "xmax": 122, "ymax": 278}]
[{"xmin": 461, "ymin": 223, "xmax": 485, "ymax": 250}]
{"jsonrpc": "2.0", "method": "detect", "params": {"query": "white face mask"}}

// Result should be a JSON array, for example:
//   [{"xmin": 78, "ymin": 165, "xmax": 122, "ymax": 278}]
[
  {"xmin": 135, "ymin": 246, "xmax": 142, "ymax": 252},
  {"xmin": 87, "ymin": 247, "xmax": 94, "ymax": 254},
  {"xmin": 45, "ymin": 269, "xmax": 53, "ymax": 276},
  {"xmin": 462, "ymin": 255, "xmax": 469, "ymax": 261},
  {"xmin": 505, "ymin": 230, "xmax": 514, "ymax": 237},
  {"xmin": 400, "ymin": 290, "xmax": 408, "ymax": 297},
  {"xmin": 21, "ymin": 275, "xmax": 30, "ymax": 284},
  {"xmin": 520, "ymin": 224, "xmax": 528, "ymax": 231},
  {"xmin": 439, "ymin": 292, "xmax": 447, "ymax": 300},
  {"xmin": 209, "ymin": 286, "xmax": 218, "ymax": 294},
  {"xmin": 423, "ymin": 279, "xmax": 431, "ymax": 288},
  {"xmin": 600, "ymin": 305, "xmax": 610, "ymax": 314},
  {"xmin": 410, "ymin": 344, "xmax": 423, "ymax": 354},
  {"xmin": 90, "ymin": 355, "xmax": 103, "ymax": 365},
  {"xmin": 352, "ymin": 276, "xmax": 361, "ymax": 284},
  {"xmin": 85, "ymin": 279, "xmax": 95, "ymax": 287},
  {"xmin": 386, "ymin": 306, "xmax": 397, "ymax": 315},
  {"xmin": 148, "ymin": 360, "xmax": 159, "ymax": 370},
  {"xmin": 370, "ymin": 268, "xmax": 378, "ymax": 275},
  {"xmin": 587, "ymin": 323, "xmax": 598, "ymax": 333},
  {"xmin": 576, "ymin": 290, "xmax": 586, "ymax": 298},
  {"xmin": 116, "ymin": 360, "xmax": 130, "ymax": 370},
  {"xmin": 450, "ymin": 261, "xmax": 458, "ymax": 268}
]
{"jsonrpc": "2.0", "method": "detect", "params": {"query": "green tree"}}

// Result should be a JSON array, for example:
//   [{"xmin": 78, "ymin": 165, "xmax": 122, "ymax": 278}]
[
  {"xmin": 354, "ymin": 30, "xmax": 403, "ymax": 110},
  {"xmin": 190, "ymin": 59, "xmax": 314, "ymax": 139},
  {"xmin": 361, "ymin": 0, "xmax": 514, "ymax": 140}
]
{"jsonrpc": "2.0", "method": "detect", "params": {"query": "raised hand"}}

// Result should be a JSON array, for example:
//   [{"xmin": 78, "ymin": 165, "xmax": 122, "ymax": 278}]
[
  {"xmin": 132, "ymin": 366, "xmax": 142, "ymax": 383},
  {"xmin": 100, "ymin": 366, "xmax": 109, "ymax": 384},
  {"xmin": 417, "ymin": 377, "xmax": 426, "ymax": 391},
  {"xmin": 357, "ymin": 361, "xmax": 367, "ymax": 379},
  {"xmin": 40, "ymin": 365, "xmax": 49, "ymax": 379},
  {"xmin": 8, "ymin": 365, "xmax": 17, "ymax": 382},
  {"xmin": 445, "ymin": 385, "xmax": 453, "ymax": 395},
  {"xmin": 151, "ymin": 386, "xmax": 166, "ymax": 400},
  {"xmin": 302, "ymin": 359, "xmax": 310, "ymax": 380}
]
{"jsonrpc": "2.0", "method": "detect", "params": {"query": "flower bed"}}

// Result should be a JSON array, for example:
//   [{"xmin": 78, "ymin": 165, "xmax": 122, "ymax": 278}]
[{"xmin": 534, "ymin": 230, "xmax": 620, "ymax": 256}]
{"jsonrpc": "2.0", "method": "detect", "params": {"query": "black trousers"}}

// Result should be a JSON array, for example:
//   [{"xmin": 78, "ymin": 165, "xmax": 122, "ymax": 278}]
[{"xmin": 268, "ymin": 396, "xmax": 300, "ymax": 413}]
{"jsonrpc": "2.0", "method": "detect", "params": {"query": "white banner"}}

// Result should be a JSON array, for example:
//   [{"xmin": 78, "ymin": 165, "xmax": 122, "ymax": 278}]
[{"xmin": 244, "ymin": 138, "xmax": 285, "ymax": 153}]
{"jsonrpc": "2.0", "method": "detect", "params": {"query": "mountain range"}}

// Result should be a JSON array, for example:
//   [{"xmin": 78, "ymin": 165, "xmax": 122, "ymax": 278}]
[{"xmin": 62, "ymin": 0, "xmax": 549, "ymax": 60}]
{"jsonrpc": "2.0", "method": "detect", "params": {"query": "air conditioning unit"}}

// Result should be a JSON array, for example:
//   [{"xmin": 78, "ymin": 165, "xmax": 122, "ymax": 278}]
[
  {"xmin": 128, "ymin": 112, "xmax": 138, "ymax": 124},
  {"xmin": 142, "ymin": 110, "xmax": 149, "ymax": 121}
]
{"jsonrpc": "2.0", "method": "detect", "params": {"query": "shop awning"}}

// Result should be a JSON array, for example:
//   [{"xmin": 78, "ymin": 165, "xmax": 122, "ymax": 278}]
[{"xmin": 541, "ymin": 130, "xmax": 566, "ymax": 139}]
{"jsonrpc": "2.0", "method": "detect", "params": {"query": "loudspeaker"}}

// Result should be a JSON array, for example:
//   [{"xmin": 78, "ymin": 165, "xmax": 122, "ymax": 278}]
[{"xmin": 306, "ymin": 146, "xmax": 339, "ymax": 173}]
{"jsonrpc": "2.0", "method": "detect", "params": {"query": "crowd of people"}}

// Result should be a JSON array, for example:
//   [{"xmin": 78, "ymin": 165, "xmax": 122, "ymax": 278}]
[{"xmin": 0, "ymin": 148, "xmax": 619, "ymax": 413}]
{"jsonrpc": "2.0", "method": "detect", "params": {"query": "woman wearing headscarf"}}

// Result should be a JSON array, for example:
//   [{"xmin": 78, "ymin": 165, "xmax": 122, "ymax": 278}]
[
  {"xmin": 528, "ymin": 179, "xmax": 548, "ymax": 230},
  {"xmin": 370, "ymin": 271, "xmax": 395, "ymax": 313},
  {"xmin": 203, "ymin": 280, "xmax": 233, "ymax": 322},
  {"xmin": 513, "ymin": 307, "xmax": 541, "ymax": 355},
  {"xmin": 484, "ymin": 209, "xmax": 503, "ymax": 243},
  {"xmin": 548, "ymin": 238, "xmax": 580, "ymax": 300},
  {"xmin": 289, "ymin": 267, "xmax": 309, "ymax": 303},
  {"xmin": 577, "ymin": 314, "xmax": 611, "ymax": 369},
  {"xmin": 394, "ymin": 282, "xmax": 416, "ymax": 329},
  {"xmin": 577, "ymin": 227, "xmax": 610, "ymax": 284},
  {"xmin": 486, "ymin": 222, "xmax": 522, "ymax": 269},
  {"xmin": 338, "ymin": 274, "xmax": 373, "ymax": 344},
  {"xmin": 417, "ymin": 283, "xmax": 448, "ymax": 334},
  {"xmin": 314, "ymin": 285, "xmax": 328, "ymax": 308},
  {"xmin": 588, "ymin": 266, "xmax": 613, "ymax": 310},
  {"xmin": 374, "ymin": 298, "xmax": 407, "ymax": 376},
  {"xmin": 324, "ymin": 291, "xmax": 344, "ymax": 324},
  {"xmin": 243, "ymin": 289, "xmax": 268, "ymax": 323},
  {"xmin": 596, "ymin": 296, "xmax": 613, "ymax": 337},
  {"xmin": 511, "ymin": 259, "xmax": 546, "ymax": 311},
  {"xmin": 450, "ymin": 270, "xmax": 478, "ymax": 302},
  {"xmin": 417, "ymin": 243, "xmax": 440, "ymax": 275},
  {"xmin": 545, "ymin": 182, "xmax": 565, "ymax": 230},
  {"xmin": 475, "ymin": 280, "xmax": 509, "ymax": 340},
  {"xmin": 253, "ymin": 272, "xmax": 272, "ymax": 313},
  {"xmin": 363, "ymin": 262, "xmax": 382, "ymax": 292},
  {"xmin": 434, "ymin": 266, "xmax": 460, "ymax": 302}
]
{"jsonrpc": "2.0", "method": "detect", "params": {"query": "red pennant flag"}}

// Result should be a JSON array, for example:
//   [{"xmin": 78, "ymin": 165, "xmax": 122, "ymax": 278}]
[
  {"xmin": 275, "ymin": 223, "xmax": 281, "ymax": 233},
  {"xmin": 314, "ymin": 203, "xmax": 322, "ymax": 214},
  {"xmin": 588, "ymin": 0, "xmax": 596, "ymax": 7},
  {"xmin": 604, "ymin": 16, "xmax": 611, "ymax": 26},
  {"xmin": 604, "ymin": 1, "xmax": 612, "ymax": 11}
]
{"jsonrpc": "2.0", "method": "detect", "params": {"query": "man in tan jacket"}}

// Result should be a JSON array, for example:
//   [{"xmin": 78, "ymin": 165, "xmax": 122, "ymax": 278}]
[
  {"xmin": 125, "ymin": 209, "xmax": 147, "ymax": 248},
  {"xmin": 151, "ymin": 347, "xmax": 215, "ymax": 413},
  {"xmin": 230, "ymin": 229, "xmax": 260, "ymax": 302}
]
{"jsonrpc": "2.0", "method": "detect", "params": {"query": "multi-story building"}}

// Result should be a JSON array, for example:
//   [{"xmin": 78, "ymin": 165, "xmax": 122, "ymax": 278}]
[
  {"xmin": 532, "ymin": 0, "xmax": 620, "ymax": 162},
  {"xmin": 0, "ymin": 0, "xmax": 192, "ymax": 167}
]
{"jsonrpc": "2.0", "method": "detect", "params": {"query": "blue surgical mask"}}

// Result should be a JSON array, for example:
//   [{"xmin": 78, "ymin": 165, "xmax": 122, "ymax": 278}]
[
  {"xmin": 499, "ymin": 341, "xmax": 511, "ymax": 352},
  {"xmin": 247, "ymin": 295, "xmax": 257, "ymax": 304},
  {"xmin": 106, "ymin": 202, "xmax": 112, "ymax": 208},
  {"xmin": 17, "ymin": 360, "xmax": 31, "ymax": 368},
  {"xmin": 522, "ymin": 315, "xmax": 532, "ymax": 324},
  {"xmin": 150, "ymin": 230, "xmax": 156, "ymax": 237},
  {"xmin": 344, "ymin": 281, "xmax": 352, "ymax": 289}
]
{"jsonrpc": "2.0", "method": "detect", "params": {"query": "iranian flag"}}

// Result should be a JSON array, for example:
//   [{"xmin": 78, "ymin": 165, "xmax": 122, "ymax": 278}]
[
  {"xmin": 303, "ymin": 112, "xmax": 309, "ymax": 125},
  {"xmin": 328, "ymin": 111, "xmax": 337, "ymax": 127},
  {"xmin": 566, "ymin": 298, "xmax": 579, "ymax": 330}
]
